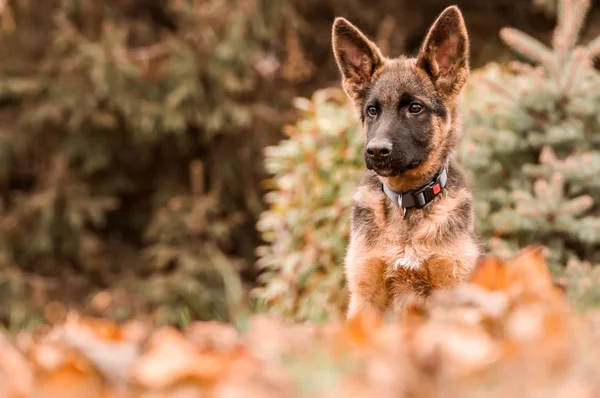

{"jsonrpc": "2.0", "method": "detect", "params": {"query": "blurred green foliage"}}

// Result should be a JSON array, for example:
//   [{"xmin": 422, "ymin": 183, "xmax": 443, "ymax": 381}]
[
  {"xmin": 559, "ymin": 256, "xmax": 600, "ymax": 312},
  {"xmin": 0, "ymin": 0, "xmax": 282, "ymax": 328},
  {"xmin": 459, "ymin": 0, "xmax": 600, "ymax": 309},
  {"xmin": 0, "ymin": 0, "xmax": 596, "ymax": 326},
  {"xmin": 254, "ymin": 89, "xmax": 363, "ymax": 321},
  {"xmin": 461, "ymin": 0, "xmax": 600, "ymax": 269}
]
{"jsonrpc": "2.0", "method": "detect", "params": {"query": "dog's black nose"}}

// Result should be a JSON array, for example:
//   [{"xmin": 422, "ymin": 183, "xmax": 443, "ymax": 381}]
[{"xmin": 366, "ymin": 140, "xmax": 392, "ymax": 159}]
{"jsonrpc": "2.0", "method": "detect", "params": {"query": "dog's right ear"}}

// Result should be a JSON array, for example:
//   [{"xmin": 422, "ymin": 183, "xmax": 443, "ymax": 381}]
[{"xmin": 332, "ymin": 18, "xmax": 384, "ymax": 102}]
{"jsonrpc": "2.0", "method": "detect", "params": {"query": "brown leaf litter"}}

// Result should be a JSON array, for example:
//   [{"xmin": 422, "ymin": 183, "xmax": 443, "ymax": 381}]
[{"xmin": 1, "ymin": 246, "xmax": 600, "ymax": 398}]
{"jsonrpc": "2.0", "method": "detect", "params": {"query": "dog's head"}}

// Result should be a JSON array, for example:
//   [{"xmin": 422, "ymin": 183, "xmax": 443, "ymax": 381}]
[{"xmin": 332, "ymin": 7, "xmax": 470, "ymax": 187}]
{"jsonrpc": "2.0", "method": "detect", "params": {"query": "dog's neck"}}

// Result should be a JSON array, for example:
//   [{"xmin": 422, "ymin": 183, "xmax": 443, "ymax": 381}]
[
  {"xmin": 381, "ymin": 166, "xmax": 448, "ymax": 216},
  {"xmin": 379, "ymin": 155, "xmax": 450, "ymax": 192}
]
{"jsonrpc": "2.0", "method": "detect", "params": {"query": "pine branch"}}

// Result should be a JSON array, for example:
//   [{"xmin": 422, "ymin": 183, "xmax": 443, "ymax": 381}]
[
  {"xmin": 574, "ymin": 217, "xmax": 600, "ymax": 244},
  {"xmin": 525, "ymin": 151, "xmax": 600, "ymax": 190},
  {"xmin": 500, "ymin": 28, "xmax": 555, "ymax": 72},
  {"xmin": 539, "ymin": 146, "xmax": 557, "ymax": 164},
  {"xmin": 561, "ymin": 47, "xmax": 588, "ymax": 95},
  {"xmin": 555, "ymin": 0, "xmax": 569, "ymax": 37},
  {"xmin": 533, "ymin": 178, "xmax": 554, "ymax": 212},
  {"xmin": 482, "ymin": 77, "xmax": 519, "ymax": 102},
  {"xmin": 562, "ymin": 0, "xmax": 591, "ymax": 57},
  {"xmin": 549, "ymin": 172, "xmax": 565, "ymax": 203},
  {"xmin": 586, "ymin": 35, "xmax": 600, "ymax": 59},
  {"xmin": 553, "ymin": 0, "xmax": 590, "ymax": 69},
  {"xmin": 571, "ymin": 78, "xmax": 600, "ymax": 97},
  {"xmin": 558, "ymin": 195, "xmax": 593, "ymax": 217}
]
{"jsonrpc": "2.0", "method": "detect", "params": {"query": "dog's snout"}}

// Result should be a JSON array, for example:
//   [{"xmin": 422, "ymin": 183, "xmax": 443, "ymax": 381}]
[{"xmin": 366, "ymin": 140, "xmax": 392, "ymax": 159}]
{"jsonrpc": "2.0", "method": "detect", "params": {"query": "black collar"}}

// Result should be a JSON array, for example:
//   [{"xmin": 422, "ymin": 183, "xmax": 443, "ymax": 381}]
[{"xmin": 382, "ymin": 167, "xmax": 448, "ymax": 218}]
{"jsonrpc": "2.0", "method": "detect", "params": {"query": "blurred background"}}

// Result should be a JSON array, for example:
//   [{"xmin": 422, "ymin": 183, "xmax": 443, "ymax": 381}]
[{"xmin": 0, "ymin": 0, "xmax": 599, "ymax": 329}]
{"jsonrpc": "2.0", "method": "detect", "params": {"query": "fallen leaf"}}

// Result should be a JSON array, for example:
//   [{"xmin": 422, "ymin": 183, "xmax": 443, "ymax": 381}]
[{"xmin": 133, "ymin": 327, "xmax": 240, "ymax": 389}]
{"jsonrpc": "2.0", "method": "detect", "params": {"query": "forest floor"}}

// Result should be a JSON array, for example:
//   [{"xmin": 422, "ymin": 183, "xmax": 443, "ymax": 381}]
[{"xmin": 1, "ymin": 247, "xmax": 599, "ymax": 398}]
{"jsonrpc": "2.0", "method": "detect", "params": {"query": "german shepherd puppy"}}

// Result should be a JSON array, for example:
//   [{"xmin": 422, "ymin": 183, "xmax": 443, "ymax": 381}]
[{"xmin": 332, "ymin": 6, "xmax": 481, "ymax": 319}]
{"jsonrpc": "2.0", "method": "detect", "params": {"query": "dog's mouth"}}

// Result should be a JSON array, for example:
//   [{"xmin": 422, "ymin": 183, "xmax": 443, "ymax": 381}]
[{"xmin": 369, "ymin": 159, "xmax": 422, "ymax": 177}]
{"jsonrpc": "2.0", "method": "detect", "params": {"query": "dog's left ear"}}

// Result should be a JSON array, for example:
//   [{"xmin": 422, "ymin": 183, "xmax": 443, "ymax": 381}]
[{"xmin": 417, "ymin": 6, "xmax": 470, "ymax": 98}]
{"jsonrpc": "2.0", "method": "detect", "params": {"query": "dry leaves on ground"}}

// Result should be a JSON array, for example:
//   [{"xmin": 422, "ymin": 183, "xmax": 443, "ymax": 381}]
[{"xmin": 1, "ymin": 246, "xmax": 600, "ymax": 398}]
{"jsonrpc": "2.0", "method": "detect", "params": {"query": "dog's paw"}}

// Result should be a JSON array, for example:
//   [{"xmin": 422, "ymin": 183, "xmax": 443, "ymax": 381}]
[{"xmin": 393, "ymin": 257, "xmax": 421, "ymax": 271}]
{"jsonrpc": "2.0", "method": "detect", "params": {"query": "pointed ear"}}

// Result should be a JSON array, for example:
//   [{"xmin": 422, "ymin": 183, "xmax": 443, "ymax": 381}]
[
  {"xmin": 332, "ymin": 17, "xmax": 384, "ymax": 102},
  {"xmin": 417, "ymin": 6, "xmax": 470, "ymax": 98}
]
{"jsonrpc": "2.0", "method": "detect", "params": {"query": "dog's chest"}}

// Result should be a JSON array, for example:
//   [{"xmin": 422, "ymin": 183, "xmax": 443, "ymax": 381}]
[
  {"xmin": 377, "ymin": 227, "xmax": 461, "ymax": 298},
  {"xmin": 371, "ymin": 208, "xmax": 476, "ymax": 297},
  {"xmin": 378, "ymin": 219, "xmax": 428, "ymax": 271}
]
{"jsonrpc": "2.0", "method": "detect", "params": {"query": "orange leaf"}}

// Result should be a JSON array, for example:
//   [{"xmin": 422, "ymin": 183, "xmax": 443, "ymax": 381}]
[
  {"xmin": 470, "ymin": 257, "xmax": 508, "ymax": 291},
  {"xmin": 0, "ymin": 335, "xmax": 33, "ymax": 398},
  {"xmin": 505, "ymin": 246, "xmax": 563, "ymax": 302},
  {"xmin": 33, "ymin": 364, "xmax": 105, "ymax": 398},
  {"xmin": 65, "ymin": 316, "xmax": 124, "ymax": 342},
  {"xmin": 344, "ymin": 307, "xmax": 382, "ymax": 349},
  {"xmin": 133, "ymin": 327, "xmax": 241, "ymax": 389}
]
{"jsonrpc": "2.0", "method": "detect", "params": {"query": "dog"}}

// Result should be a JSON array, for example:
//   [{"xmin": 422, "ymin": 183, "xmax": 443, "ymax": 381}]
[{"xmin": 332, "ymin": 6, "xmax": 482, "ymax": 319}]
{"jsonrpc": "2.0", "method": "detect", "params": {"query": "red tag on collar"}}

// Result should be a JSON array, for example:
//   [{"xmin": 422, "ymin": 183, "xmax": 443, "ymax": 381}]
[{"xmin": 432, "ymin": 184, "xmax": 441, "ymax": 195}]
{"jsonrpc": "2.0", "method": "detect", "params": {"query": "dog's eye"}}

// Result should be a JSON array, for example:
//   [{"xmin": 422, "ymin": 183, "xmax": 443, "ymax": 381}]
[
  {"xmin": 408, "ymin": 102, "xmax": 424, "ymax": 114},
  {"xmin": 366, "ymin": 106, "xmax": 378, "ymax": 117}
]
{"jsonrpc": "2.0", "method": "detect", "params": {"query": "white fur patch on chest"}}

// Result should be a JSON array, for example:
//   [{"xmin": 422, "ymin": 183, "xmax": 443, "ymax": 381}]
[{"xmin": 393, "ymin": 256, "xmax": 421, "ymax": 271}]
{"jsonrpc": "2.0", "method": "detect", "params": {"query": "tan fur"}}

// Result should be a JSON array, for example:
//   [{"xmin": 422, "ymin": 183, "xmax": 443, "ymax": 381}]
[
  {"xmin": 346, "ymin": 183, "xmax": 479, "ymax": 319},
  {"xmin": 333, "ymin": 6, "xmax": 480, "ymax": 320}
]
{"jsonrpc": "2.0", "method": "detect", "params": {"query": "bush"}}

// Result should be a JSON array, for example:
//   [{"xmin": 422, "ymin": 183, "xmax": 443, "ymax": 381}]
[{"xmin": 253, "ymin": 89, "xmax": 363, "ymax": 321}]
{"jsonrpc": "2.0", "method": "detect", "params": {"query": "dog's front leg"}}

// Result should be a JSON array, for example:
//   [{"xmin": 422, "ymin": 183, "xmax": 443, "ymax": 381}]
[
  {"xmin": 419, "ymin": 235, "xmax": 481, "ymax": 290},
  {"xmin": 344, "ymin": 239, "xmax": 390, "ymax": 319}
]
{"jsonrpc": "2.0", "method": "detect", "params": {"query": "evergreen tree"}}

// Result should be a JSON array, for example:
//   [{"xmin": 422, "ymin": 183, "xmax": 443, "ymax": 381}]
[
  {"xmin": 462, "ymin": 0, "xmax": 600, "ymax": 269},
  {"xmin": 0, "ymin": 0, "xmax": 282, "ymax": 327}
]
